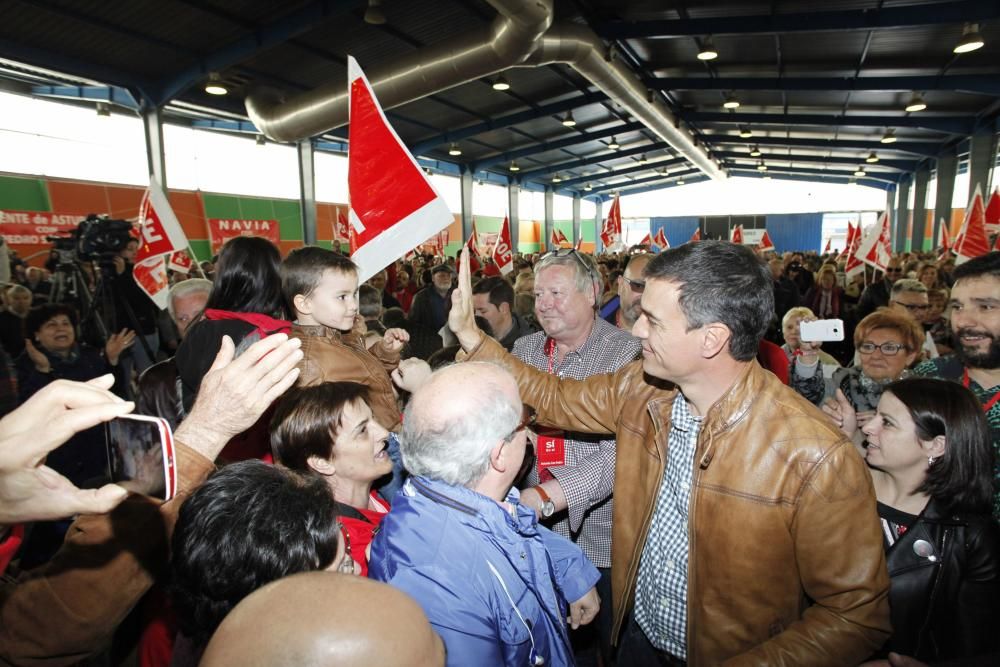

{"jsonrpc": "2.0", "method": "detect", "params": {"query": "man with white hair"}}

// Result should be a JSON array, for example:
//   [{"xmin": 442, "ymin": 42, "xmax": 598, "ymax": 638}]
[
  {"xmin": 369, "ymin": 362, "xmax": 600, "ymax": 667},
  {"xmin": 167, "ymin": 278, "xmax": 212, "ymax": 339}
]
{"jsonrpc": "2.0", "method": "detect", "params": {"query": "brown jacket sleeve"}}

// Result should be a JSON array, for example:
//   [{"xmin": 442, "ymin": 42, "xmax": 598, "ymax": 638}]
[{"xmin": 0, "ymin": 443, "xmax": 214, "ymax": 667}]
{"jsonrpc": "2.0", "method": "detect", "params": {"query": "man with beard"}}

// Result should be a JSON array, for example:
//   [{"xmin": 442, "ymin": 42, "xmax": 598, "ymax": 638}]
[
  {"xmin": 602, "ymin": 254, "xmax": 652, "ymax": 334},
  {"xmin": 915, "ymin": 251, "xmax": 1000, "ymax": 516}
]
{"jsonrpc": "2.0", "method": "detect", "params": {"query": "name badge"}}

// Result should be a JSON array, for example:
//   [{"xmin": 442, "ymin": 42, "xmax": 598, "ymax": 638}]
[{"xmin": 536, "ymin": 428, "xmax": 565, "ymax": 468}]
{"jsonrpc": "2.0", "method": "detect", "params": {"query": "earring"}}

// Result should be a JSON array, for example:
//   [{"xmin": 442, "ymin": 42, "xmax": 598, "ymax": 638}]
[{"xmin": 928, "ymin": 456, "xmax": 936, "ymax": 465}]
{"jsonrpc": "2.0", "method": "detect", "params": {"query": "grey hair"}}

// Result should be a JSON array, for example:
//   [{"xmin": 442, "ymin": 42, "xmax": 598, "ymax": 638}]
[
  {"xmin": 891, "ymin": 278, "xmax": 928, "ymax": 297},
  {"xmin": 534, "ymin": 251, "xmax": 602, "ymax": 305},
  {"xmin": 400, "ymin": 362, "xmax": 521, "ymax": 488},
  {"xmin": 168, "ymin": 278, "xmax": 213, "ymax": 320}
]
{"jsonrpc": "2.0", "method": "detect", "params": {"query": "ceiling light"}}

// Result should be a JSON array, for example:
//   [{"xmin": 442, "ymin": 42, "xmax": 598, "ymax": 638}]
[
  {"xmin": 738, "ymin": 126, "xmax": 753, "ymax": 138},
  {"xmin": 256, "ymin": 134, "xmax": 265, "ymax": 146},
  {"xmin": 607, "ymin": 137, "xmax": 620, "ymax": 150},
  {"xmin": 561, "ymin": 112, "xmax": 576, "ymax": 127},
  {"xmin": 865, "ymin": 151, "xmax": 879, "ymax": 164},
  {"xmin": 697, "ymin": 36, "xmax": 719, "ymax": 61},
  {"xmin": 749, "ymin": 146, "xmax": 762, "ymax": 157},
  {"xmin": 552, "ymin": 174, "xmax": 562, "ymax": 183},
  {"xmin": 723, "ymin": 93, "xmax": 740, "ymax": 109},
  {"xmin": 508, "ymin": 161, "xmax": 520, "ymax": 172},
  {"xmin": 638, "ymin": 154, "xmax": 648, "ymax": 164},
  {"xmin": 448, "ymin": 143, "xmax": 462, "ymax": 156},
  {"xmin": 492, "ymin": 75, "xmax": 510, "ymax": 91},
  {"xmin": 757, "ymin": 162, "xmax": 767, "ymax": 171},
  {"xmin": 583, "ymin": 183, "xmax": 592, "ymax": 191},
  {"xmin": 95, "ymin": 102, "xmax": 110, "ymax": 117},
  {"xmin": 854, "ymin": 168, "xmax": 866, "ymax": 177},
  {"xmin": 364, "ymin": 0, "xmax": 387, "ymax": 25},
  {"xmin": 954, "ymin": 23, "xmax": 984, "ymax": 54},
  {"xmin": 905, "ymin": 93, "xmax": 927, "ymax": 113},
  {"xmin": 204, "ymin": 73, "xmax": 228, "ymax": 96},
  {"xmin": 880, "ymin": 129, "xmax": 897, "ymax": 144}
]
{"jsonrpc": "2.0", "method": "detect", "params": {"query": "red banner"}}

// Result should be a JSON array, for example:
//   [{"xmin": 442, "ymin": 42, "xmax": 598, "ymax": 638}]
[
  {"xmin": 207, "ymin": 218, "xmax": 280, "ymax": 252},
  {"xmin": 0, "ymin": 210, "xmax": 89, "ymax": 245}
]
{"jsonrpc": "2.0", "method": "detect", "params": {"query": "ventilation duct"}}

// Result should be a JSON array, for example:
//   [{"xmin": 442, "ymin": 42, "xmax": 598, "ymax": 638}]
[{"xmin": 245, "ymin": 0, "xmax": 723, "ymax": 180}]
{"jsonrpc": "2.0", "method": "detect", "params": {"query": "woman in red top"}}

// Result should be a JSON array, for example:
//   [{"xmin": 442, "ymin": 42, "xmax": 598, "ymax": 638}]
[{"xmin": 270, "ymin": 381, "xmax": 392, "ymax": 576}]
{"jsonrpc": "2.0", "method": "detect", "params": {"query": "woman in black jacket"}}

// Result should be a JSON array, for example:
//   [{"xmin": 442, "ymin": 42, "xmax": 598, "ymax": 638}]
[{"xmin": 858, "ymin": 377, "xmax": 1000, "ymax": 663}]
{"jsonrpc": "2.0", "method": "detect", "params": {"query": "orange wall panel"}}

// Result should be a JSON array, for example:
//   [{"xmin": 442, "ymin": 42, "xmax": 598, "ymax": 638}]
[{"xmin": 46, "ymin": 180, "xmax": 113, "ymax": 215}]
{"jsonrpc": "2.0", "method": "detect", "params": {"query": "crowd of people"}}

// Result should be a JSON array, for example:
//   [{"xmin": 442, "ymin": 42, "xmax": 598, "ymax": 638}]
[{"xmin": 0, "ymin": 230, "xmax": 998, "ymax": 667}]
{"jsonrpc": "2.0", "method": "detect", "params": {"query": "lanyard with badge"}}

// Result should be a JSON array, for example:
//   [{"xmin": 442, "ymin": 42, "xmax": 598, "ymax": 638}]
[
  {"xmin": 963, "ymin": 368, "xmax": 1000, "ymax": 413},
  {"xmin": 536, "ymin": 338, "xmax": 566, "ymax": 480}
]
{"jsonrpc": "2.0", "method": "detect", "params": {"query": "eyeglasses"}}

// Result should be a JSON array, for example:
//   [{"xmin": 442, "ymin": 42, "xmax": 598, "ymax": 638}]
[
  {"xmin": 858, "ymin": 341, "xmax": 910, "ymax": 356},
  {"xmin": 622, "ymin": 276, "xmax": 645, "ymax": 293},
  {"xmin": 507, "ymin": 405, "xmax": 536, "ymax": 441},
  {"xmin": 891, "ymin": 300, "xmax": 929, "ymax": 313},
  {"xmin": 885, "ymin": 267, "xmax": 903, "ymax": 274}
]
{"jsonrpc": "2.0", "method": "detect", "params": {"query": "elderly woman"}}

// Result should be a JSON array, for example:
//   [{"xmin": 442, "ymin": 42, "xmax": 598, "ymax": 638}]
[
  {"xmin": 850, "ymin": 378, "xmax": 1000, "ymax": 664},
  {"xmin": 782, "ymin": 306, "xmax": 842, "ymax": 404},
  {"xmin": 820, "ymin": 308, "xmax": 924, "ymax": 442},
  {"xmin": 270, "ymin": 381, "xmax": 392, "ymax": 576}
]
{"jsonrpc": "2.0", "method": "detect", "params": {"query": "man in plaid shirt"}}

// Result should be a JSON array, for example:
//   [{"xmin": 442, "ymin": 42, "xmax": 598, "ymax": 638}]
[{"xmin": 514, "ymin": 249, "xmax": 640, "ymax": 665}]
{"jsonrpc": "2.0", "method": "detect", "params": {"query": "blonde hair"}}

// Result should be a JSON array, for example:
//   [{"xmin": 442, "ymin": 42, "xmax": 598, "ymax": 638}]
[{"xmin": 782, "ymin": 306, "xmax": 816, "ymax": 331}]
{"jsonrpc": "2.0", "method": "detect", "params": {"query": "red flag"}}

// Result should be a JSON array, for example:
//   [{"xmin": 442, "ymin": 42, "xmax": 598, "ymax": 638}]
[
  {"xmin": 133, "ymin": 255, "xmax": 170, "ymax": 310},
  {"xmin": 135, "ymin": 177, "xmax": 188, "ymax": 264},
  {"xmin": 347, "ymin": 56, "xmax": 453, "ymax": 282},
  {"xmin": 823, "ymin": 238, "xmax": 832, "ymax": 254},
  {"xmin": 954, "ymin": 185, "xmax": 991, "ymax": 264},
  {"xmin": 689, "ymin": 228, "xmax": 702, "ymax": 243},
  {"xmin": 600, "ymin": 193, "xmax": 622, "ymax": 251},
  {"xmin": 653, "ymin": 227, "xmax": 669, "ymax": 251},
  {"xmin": 335, "ymin": 209, "xmax": 350, "ymax": 242},
  {"xmin": 757, "ymin": 230, "xmax": 773, "ymax": 251},
  {"xmin": 638, "ymin": 232, "xmax": 652, "ymax": 247},
  {"xmin": 550, "ymin": 228, "xmax": 569, "ymax": 247},
  {"xmin": 857, "ymin": 211, "xmax": 892, "ymax": 271},
  {"xmin": 492, "ymin": 216, "xmax": 514, "ymax": 275},
  {"xmin": 839, "ymin": 222, "xmax": 856, "ymax": 261},
  {"xmin": 349, "ymin": 222, "xmax": 360, "ymax": 255},
  {"xmin": 844, "ymin": 223, "xmax": 866, "ymax": 278},
  {"xmin": 940, "ymin": 220, "xmax": 951, "ymax": 251},
  {"xmin": 985, "ymin": 187, "xmax": 1000, "ymax": 232},
  {"xmin": 731, "ymin": 225, "xmax": 744, "ymax": 244},
  {"xmin": 168, "ymin": 250, "xmax": 193, "ymax": 274}
]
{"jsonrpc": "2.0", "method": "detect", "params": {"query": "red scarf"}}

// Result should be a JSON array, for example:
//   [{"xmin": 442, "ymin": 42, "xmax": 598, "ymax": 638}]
[{"xmin": 203, "ymin": 309, "xmax": 292, "ymax": 337}]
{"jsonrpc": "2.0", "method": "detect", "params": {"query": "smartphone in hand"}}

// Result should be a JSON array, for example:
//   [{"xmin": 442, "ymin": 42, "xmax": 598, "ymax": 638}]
[{"xmin": 105, "ymin": 414, "xmax": 176, "ymax": 501}]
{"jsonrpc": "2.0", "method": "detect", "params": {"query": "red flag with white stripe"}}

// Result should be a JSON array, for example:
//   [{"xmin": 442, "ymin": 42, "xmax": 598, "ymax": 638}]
[
  {"xmin": 638, "ymin": 232, "xmax": 652, "ymax": 247},
  {"xmin": 653, "ymin": 227, "xmax": 669, "ymax": 251},
  {"xmin": 985, "ymin": 187, "xmax": 1000, "ymax": 233},
  {"xmin": 954, "ymin": 185, "xmax": 991, "ymax": 264},
  {"xmin": 757, "ymin": 229, "xmax": 773, "ymax": 251},
  {"xmin": 823, "ymin": 238, "xmax": 831, "ymax": 254},
  {"xmin": 134, "ymin": 177, "xmax": 189, "ymax": 309},
  {"xmin": 347, "ymin": 56, "xmax": 453, "ymax": 282},
  {"xmin": 839, "ymin": 222, "xmax": 856, "ymax": 261},
  {"xmin": 855, "ymin": 211, "xmax": 892, "ymax": 272},
  {"xmin": 335, "ymin": 209, "xmax": 350, "ymax": 242},
  {"xmin": 731, "ymin": 225, "xmax": 744, "ymax": 244},
  {"xmin": 844, "ymin": 223, "xmax": 866, "ymax": 278},
  {"xmin": 168, "ymin": 250, "xmax": 193, "ymax": 274},
  {"xmin": 689, "ymin": 228, "xmax": 702, "ymax": 243},
  {"xmin": 492, "ymin": 216, "xmax": 514, "ymax": 276}
]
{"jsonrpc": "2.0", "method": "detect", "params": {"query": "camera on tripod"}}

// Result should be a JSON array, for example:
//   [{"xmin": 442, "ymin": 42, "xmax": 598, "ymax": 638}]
[{"xmin": 47, "ymin": 214, "xmax": 135, "ymax": 267}]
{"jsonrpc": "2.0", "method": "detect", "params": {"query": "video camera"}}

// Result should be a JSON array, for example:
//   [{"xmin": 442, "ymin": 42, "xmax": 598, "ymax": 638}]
[{"xmin": 47, "ymin": 214, "xmax": 135, "ymax": 265}]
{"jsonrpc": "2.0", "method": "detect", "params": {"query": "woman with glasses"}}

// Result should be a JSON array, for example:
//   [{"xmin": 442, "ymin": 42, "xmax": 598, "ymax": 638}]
[
  {"xmin": 822, "ymin": 308, "xmax": 925, "ymax": 444},
  {"xmin": 853, "ymin": 378, "xmax": 1000, "ymax": 664},
  {"xmin": 270, "ymin": 381, "xmax": 393, "ymax": 576}
]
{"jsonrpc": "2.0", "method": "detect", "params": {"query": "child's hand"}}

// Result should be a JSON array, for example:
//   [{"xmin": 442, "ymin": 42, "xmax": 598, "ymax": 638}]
[{"xmin": 381, "ymin": 328, "xmax": 410, "ymax": 353}]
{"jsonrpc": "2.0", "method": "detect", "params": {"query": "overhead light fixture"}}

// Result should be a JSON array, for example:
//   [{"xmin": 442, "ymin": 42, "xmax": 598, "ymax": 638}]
[
  {"xmin": 738, "ymin": 125, "xmax": 753, "ymax": 138},
  {"xmin": 723, "ymin": 93, "xmax": 740, "ymax": 109},
  {"xmin": 661, "ymin": 168, "xmax": 670, "ymax": 176},
  {"xmin": 607, "ymin": 137, "xmax": 620, "ymax": 150},
  {"xmin": 880, "ymin": 128, "xmax": 897, "ymax": 144},
  {"xmin": 954, "ymin": 22, "xmax": 985, "ymax": 54},
  {"xmin": 757, "ymin": 162, "xmax": 767, "ymax": 171},
  {"xmin": 448, "ymin": 143, "xmax": 462, "ymax": 156},
  {"xmin": 508, "ymin": 161, "xmax": 520, "ymax": 172},
  {"xmin": 552, "ymin": 174, "xmax": 562, "ymax": 183},
  {"xmin": 492, "ymin": 75, "xmax": 510, "ymax": 91},
  {"xmin": 583, "ymin": 183, "xmax": 592, "ymax": 191},
  {"xmin": 204, "ymin": 73, "xmax": 228, "ymax": 96},
  {"xmin": 697, "ymin": 36, "xmax": 719, "ymax": 61},
  {"xmin": 95, "ymin": 102, "xmax": 110, "ymax": 117},
  {"xmin": 638, "ymin": 154, "xmax": 648, "ymax": 164},
  {"xmin": 561, "ymin": 112, "xmax": 577, "ymax": 127},
  {"xmin": 256, "ymin": 134, "xmax": 266, "ymax": 146},
  {"xmin": 364, "ymin": 0, "xmax": 387, "ymax": 25},
  {"xmin": 749, "ymin": 146, "xmax": 762, "ymax": 157},
  {"xmin": 854, "ymin": 167, "xmax": 867, "ymax": 177},
  {"xmin": 865, "ymin": 151, "xmax": 879, "ymax": 164},
  {"xmin": 676, "ymin": 178, "xmax": 685, "ymax": 185},
  {"xmin": 905, "ymin": 93, "xmax": 927, "ymax": 113}
]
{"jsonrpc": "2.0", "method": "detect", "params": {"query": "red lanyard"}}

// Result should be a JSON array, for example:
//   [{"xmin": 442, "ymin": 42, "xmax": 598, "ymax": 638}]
[
  {"xmin": 963, "ymin": 368, "xmax": 1000, "ymax": 413},
  {"xmin": 544, "ymin": 337, "xmax": 557, "ymax": 375}
]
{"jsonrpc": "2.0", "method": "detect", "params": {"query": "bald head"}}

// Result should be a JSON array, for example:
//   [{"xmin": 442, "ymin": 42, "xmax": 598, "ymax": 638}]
[{"xmin": 201, "ymin": 572, "xmax": 444, "ymax": 667}]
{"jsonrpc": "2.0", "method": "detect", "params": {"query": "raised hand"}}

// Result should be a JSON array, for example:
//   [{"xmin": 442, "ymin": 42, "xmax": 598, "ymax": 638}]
[
  {"xmin": 24, "ymin": 339, "xmax": 50, "ymax": 373},
  {"xmin": 380, "ymin": 327, "xmax": 410, "ymax": 354},
  {"xmin": 104, "ymin": 329, "xmax": 137, "ymax": 366},
  {"xmin": 448, "ymin": 247, "xmax": 482, "ymax": 351}
]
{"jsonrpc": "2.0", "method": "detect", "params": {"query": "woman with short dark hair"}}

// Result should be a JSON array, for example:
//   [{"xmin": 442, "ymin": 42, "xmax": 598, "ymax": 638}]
[{"xmin": 857, "ymin": 377, "xmax": 1000, "ymax": 663}]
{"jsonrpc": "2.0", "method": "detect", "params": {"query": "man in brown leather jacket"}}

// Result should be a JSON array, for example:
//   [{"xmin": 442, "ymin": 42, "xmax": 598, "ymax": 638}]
[{"xmin": 450, "ymin": 241, "xmax": 890, "ymax": 666}]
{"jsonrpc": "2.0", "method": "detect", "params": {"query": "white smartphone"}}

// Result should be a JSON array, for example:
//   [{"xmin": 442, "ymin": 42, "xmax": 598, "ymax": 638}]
[
  {"xmin": 105, "ymin": 414, "xmax": 176, "ymax": 501},
  {"xmin": 799, "ymin": 318, "xmax": 845, "ymax": 343}
]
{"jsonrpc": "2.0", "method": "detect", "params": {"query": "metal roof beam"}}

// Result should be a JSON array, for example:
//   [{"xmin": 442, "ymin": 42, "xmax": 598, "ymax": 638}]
[
  {"xmin": 410, "ymin": 91, "xmax": 608, "ymax": 154},
  {"xmin": 597, "ymin": 175, "xmax": 712, "ymax": 199},
  {"xmin": 30, "ymin": 85, "xmax": 139, "ymax": 110},
  {"xmin": 651, "ymin": 75, "xmax": 1000, "ymax": 96},
  {"xmin": 714, "ymin": 135, "xmax": 941, "ymax": 158},
  {"xmin": 684, "ymin": 111, "xmax": 975, "ymax": 134},
  {"xmin": 735, "ymin": 164, "xmax": 899, "ymax": 184},
  {"xmin": 471, "ymin": 121, "xmax": 645, "ymax": 171},
  {"xmin": 587, "ymin": 167, "xmax": 701, "ymax": 194},
  {"xmin": 513, "ymin": 142, "xmax": 669, "ymax": 178},
  {"xmin": 556, "ymin": 158, "xmax": 687, "ymax": 187},
  {"xmin": 717, "ymin": 151, "xmax": 917, "ymax": 171},
  {"xmin": 730, "ymin": 170, "xmax": 891, "ymax": 191},
  {"xmin": 601, "ymin": 1, "xmax": 1000, "ymax": 38}
]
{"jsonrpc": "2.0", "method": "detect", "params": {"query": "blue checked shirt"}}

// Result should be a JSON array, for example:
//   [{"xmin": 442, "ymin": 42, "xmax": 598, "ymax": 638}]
[{"xmin": 634, "ymin": 394, "xmax": 701, "ymax": 659}]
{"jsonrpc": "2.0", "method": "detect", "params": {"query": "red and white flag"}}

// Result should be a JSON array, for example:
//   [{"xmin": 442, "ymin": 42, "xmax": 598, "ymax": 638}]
[
  {"xmin": 550, "ymin": 227, "xmax": 568, "ymax": 248},
  {"xmin": 600, "ymin": 193, "xmax": 622, "ymax": 250},
  {"xmin": 939, "ymin": 219, "xmax": 951, "ymax": 252},
  {"xmin": 844, "ymin": 223, "xmax": 866, "ymax": 278},
  {"xmin": 335, "ymin": 209, "xmax": 350, "ymax": 242},
  {"xmin": 757, "ymin": 229, "xmax": 773, "ymax": 251},
  {"xmin": 469, "ymin": 217, "xmax": 482, "ymax": 256},
  {"xmin": 492, "ymin": 216, "xmax": 514, "ymax": 276},
  {"xmin": 855, "ymin": 211, "xmax": 892, "ymax": 272},
  {"xmin": 731, "ymin": 225, "xmax": 744, "ymax": 244},
  {"xmin": 689, "ymin": 228, "xmax": 702, "ymax": 243},
  {"xmin": 823, "ymin": 238, "xmax": 832, "ymax": 254},
  {"xmin": 839, "ymin": 222, "xmax": 856, "ymax": 261},
  {"xmin": 168, "ymin": 250, "xmax": 193, "ymax": 274},
  {"xmin": 985, "ymin": 187, "xmax": 1000, "ymax": 233},
  {"xmin": 638, "ymin": 232, "xmax": 652, "ymax": 247},
  {"xmin": 954, "ymin": 185, "xmax": 991, "ymax": 264},
  {"xmin": 134, "ymin": 176, "xmax": 189, "ymax": 309},
  {"xmin": 347, "ymin": 56, "xmax": 453, "ymax": 282},
  {"xmin": 653, "ymin": 227, "xmax": 669, "ymax": 251}
]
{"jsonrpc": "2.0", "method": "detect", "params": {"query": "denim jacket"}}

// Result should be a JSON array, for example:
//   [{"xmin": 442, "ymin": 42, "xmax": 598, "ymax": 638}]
[{"xmin": 370, "ymin": 476, "xmax": 600, "ymax": 667}]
